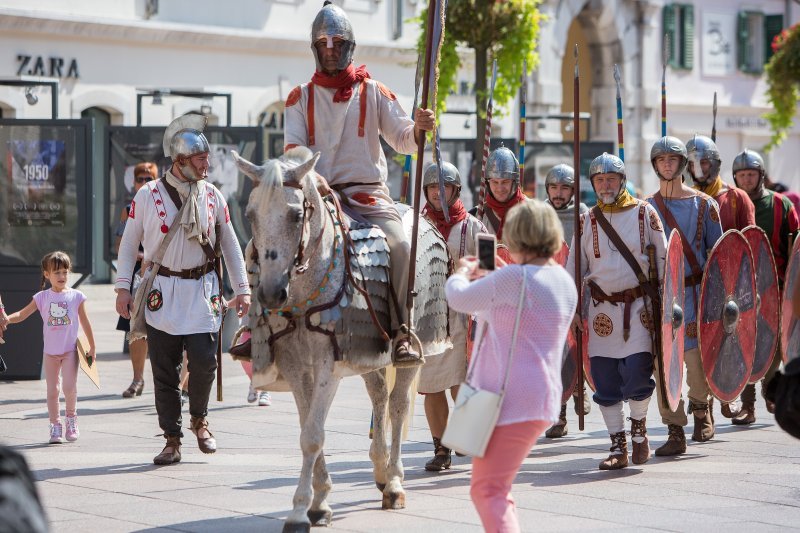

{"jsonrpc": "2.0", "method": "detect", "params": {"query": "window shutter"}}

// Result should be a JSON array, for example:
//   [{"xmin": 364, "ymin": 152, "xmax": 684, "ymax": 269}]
[
  {"xmin": 681, "ymin": 4, "xmax": 695, "ymax": 69},
  {"xmin": 663, "ymin": 5, "xmax": 677, "ymax": 68},
  {"xmin": 765, "ymin": 14, "xmax": 784, "ymax": 62},
  {"xmin": 738, "ymin": 12, "xmax": 752, "ymax": 72}
]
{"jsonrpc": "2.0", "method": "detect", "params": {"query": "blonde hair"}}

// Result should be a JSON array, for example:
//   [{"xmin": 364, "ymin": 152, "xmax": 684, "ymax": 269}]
[
  {"xmin": 40, "ymin": 251, "xmax": 72, "ymax": 289},
  {"xmin": 502, "ymin": 199, "xmax": 563, "ymax": 258}
]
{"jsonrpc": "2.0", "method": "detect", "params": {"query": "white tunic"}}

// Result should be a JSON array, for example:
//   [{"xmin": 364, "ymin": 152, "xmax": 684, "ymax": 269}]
[
  {"xmin": 283, "ymin": 79, "xmax": 417, "ymax": 221},
  {"xmin": 566, "ymin": 201, "xmax": 667, "ymax": 359},
  {"xmin": 419, "ymin": 214, "xmax": 487, "ymax": 393},
  {"xmin": 115, "ymin": 175, "xmax": 250, "ymax": 336}
]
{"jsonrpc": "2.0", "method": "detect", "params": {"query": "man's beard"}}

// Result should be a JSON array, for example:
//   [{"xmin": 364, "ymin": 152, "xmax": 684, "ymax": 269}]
[
  {"xmin": 598, "ymin": 192, "xmax": 617, "ymax": 204},
  {"xmin": 179, "ymin": 162, "xmax": 206, "ymax": 182}
]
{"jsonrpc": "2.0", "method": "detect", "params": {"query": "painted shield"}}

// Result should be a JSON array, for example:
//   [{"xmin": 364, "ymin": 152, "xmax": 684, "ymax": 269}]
[
  {"xmin": 781, "ymin": 236, "xmax": 800, "ymax": 364},
  {"xmin": 742, "ymin": 226, "xmax": 780, "ymax": 381},
  {"xmin": 698, "ymin": 230, "xmax": 757, "ymax": 402},
  {"xmin": 660, "ymin": 230, "xmax": 685, "ymax": 412}
]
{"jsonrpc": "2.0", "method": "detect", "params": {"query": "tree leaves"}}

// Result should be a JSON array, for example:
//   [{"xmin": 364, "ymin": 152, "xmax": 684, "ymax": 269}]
[{"xmin": 764, "ymin": 23, "xmax": 800, "ymax": 152}]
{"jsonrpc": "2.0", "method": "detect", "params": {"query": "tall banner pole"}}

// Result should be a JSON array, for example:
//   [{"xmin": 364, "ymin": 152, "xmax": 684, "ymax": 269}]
[
  {"xmin": 400, "ymin": 53, "xmax": 424, "ymax": 205},
  {"xmin": 476, "ymin": 60, "xmax": 498, "ymax": 219},
  {"xmin": 408, "ymin": 0, "xmax": 446, "ymax": 336},
  {"xmin": 573, "ymin": 44, "xmax": 585, "ymax": 431},
  {"xmin": 661, "ymin": 34, "xmax": 668, "ymax": 137},
  {"xmin": 613, "ymin": 64, "xmax": 625, "ymax": 163},
  {"xmin": 519, "ymin": 60, "xmax": 527, "ymax": 195},
  {"xmin": 711, "ymin": 92, "xmax": 718, "ymax": 142}
]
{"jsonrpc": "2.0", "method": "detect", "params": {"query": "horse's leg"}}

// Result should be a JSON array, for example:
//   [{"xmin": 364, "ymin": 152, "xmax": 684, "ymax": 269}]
[
  {"xmin": 282, "ymin": 361, "xmax": 340, "ymax": 533},
  {"xmin": 362, "ymin": 369, "xmax": 390, "ymax": 493},
  {"xmin": 383, "ymin": 366, "xmax": 419, "ymax": 510}
]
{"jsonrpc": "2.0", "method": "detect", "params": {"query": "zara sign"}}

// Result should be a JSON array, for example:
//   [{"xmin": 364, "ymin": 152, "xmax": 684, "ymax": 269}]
[{"xmin": 16, "ymin": 55, "xmax": 80, "ymax": 79}]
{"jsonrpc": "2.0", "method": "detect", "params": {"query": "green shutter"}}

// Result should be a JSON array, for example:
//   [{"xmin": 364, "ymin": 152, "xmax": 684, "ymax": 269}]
[
  {"xmin": 765, "ymin": 14, "xmax": 784, "ymax": 62},
  {"xmin": 738, "ymin": 11, "xmax": 750, "ymax": 71},
  {"xmin": 681, "ymin": 4, "xmax": 695, "ymax": 69},
  {"xmin": 663, "ymin": 5, "xmax": 677, "ymax": 68}
]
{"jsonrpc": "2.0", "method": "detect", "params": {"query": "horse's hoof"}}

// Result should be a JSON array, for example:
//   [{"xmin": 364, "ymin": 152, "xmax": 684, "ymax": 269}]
[
  {"xmin": 375, "ymin": 481, "xmax": 386, "ymax": 492},
  {"xmin": 307, "ymin": 509, "xmax": 333, "ymax": 527},
  {"xmin": 381, "ymin": 491, "xmax": 406, "ymax": 510},
  {"xmin": 282, "ymin": 521, "xmax": 311, "ymax": 533}
]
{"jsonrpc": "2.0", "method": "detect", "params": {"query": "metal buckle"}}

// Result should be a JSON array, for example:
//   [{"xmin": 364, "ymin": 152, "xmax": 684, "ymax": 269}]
[{"xmin": 187, "ymin": 266, "xmax": 203, "ymax": 279}]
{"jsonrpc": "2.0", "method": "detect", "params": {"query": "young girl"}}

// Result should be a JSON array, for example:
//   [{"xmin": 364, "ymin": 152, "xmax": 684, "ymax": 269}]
[{"xmin": 6, "ymin": 251, "xmax": 96, "ymax": 444}]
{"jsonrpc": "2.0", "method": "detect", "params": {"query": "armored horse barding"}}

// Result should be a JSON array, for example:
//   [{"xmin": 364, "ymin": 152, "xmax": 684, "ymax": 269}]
[{"xmin": 232, "ymin": 147, "xmax": 450, "ymax": 533}]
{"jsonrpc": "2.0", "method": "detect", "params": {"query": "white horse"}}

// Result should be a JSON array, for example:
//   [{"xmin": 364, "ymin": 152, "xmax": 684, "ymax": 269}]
[{"xmin": 233, "ymin": 147, "xmax": 450, "ymax": 533}]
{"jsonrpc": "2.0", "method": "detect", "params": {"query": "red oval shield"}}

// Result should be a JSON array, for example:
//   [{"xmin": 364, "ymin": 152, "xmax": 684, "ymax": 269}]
[{"xmin": 742, "ymin": 226, "xmax": 780, "ymax": 381}]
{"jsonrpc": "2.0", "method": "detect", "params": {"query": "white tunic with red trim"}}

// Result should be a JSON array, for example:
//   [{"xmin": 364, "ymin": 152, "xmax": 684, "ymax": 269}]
[
  {"xmin": 283, "ymin": 79, "xmax": 417, "ymax": 221},
  {"xmin": 419, "ymin": 214, "xmax": 487, "ymax": 393},
  {"xmin": 115, "ymin": 174, "xmax": 250, "ymax": 336},
  {"xmin": 565, "ymin": 201, "xmax": 667, "ymax": 360}
]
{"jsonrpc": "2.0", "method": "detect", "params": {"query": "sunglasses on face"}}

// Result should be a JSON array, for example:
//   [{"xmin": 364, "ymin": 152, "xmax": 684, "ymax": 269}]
[{"xmin": 135, "ymin": 176, "xmax": 154, "ymax": 183}]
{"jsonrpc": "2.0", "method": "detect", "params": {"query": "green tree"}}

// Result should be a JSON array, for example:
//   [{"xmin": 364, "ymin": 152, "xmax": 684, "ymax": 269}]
[
  {"xmin": 417, "ymin": 0, "xmax": 544, "ymax": 172},
  {"xmin": 764, "ymin": 23, "xmax": 800, "ymax": 151}
]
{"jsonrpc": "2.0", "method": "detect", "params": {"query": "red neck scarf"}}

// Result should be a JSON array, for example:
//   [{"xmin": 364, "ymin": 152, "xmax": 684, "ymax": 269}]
[
  {"xmin": 423, "ymin": 199, "xmax": 468, "ymax": 241},
  {"xmin": 311, "ymin": 64, "xmax": 371, "ymax": 103},
  {"xmin": 484, "ymin": 188, "xmax": 527, "ymax": 239}
]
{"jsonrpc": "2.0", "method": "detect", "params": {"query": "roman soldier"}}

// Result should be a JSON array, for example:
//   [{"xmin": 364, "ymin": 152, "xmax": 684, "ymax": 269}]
[
  {"xmin": 114, "ymin": 114, "xmax": 251, "ymax": 465},
  {"xmin": 419, "ymin": 161, "xmax": 487, "ymax": 471},
  {"xmin": 283, "ymin": 1, "xmax": 436, "ymax": 367},
  {"xmin": 543, "ymin": 163, "xmax": 590, "ymax": 438},
  {"xmin": 566, "ymin": 153, "xmax": 666, "ymax": 470},
  {"xmin": 686, "ymin": 134, "xmax": 756, "ymax": 420},
  {"xmin": 470, "ymin": 145, "xmax": 527, "ymax": 242},
  {"xmin": 646, "ymin": 136, "xmax": 723, "ymax": 456},
  {"xmin": 732, "ymin": 149, "xmax": 800, "ymax": 424}
]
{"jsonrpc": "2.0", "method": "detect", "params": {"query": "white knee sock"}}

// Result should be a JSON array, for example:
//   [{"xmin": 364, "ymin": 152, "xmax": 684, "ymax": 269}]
[
  {"xmin": 600, "ymin": 402, "xmax": 625, "ymax": 434},
  {"xmin": 629, "ymin": 398, "xmax": 650, "ymax": 421}
]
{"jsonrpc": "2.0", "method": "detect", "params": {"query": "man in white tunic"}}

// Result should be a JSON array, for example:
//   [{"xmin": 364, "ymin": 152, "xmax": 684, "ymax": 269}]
[
  {"xmin": 419, "ymin": 161, "xmax": 487, "ymax": 471},
  {"xmin": 115, "ymin": 115, "xmax": 250, "ymax": 465},
  {"xmin": 543, "ymin": 163, "xmax": 590, "ymax": 438},
  {"xmin": 283, "ymin": 1, "xmax": 435, "ymax": 366},
  {"xmin": 567, "ymin": 153, "xmax": 667, "ymax": 470}
]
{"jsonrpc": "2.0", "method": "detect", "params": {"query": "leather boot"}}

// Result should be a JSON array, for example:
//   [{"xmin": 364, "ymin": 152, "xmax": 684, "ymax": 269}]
[
  {"xmin": 545, "ymin": 404, "xmax": 568, "ymax": 438},
  {"xmin": 153, "ymin": 435, "xmax": 182, "ymax": 465},
  {"xmin": 691, "ymin": 400, "xmax": 715, "ymax": 442},
  {"xmin": 424, "ymin": 437, "xmax": 452, "ymax": 472},
  {"xmin": 572, "ymin": 384, "xmax": 591, "ymax": 416},
  {"xmin": 392, "ymin": 337, "xmax": 424, "ymax": 368},
  {"xmin": 732, "ymin": 401, "xmax": 756, "ymax": 425},
  {"xmin": 655, "ymin": 424, "xmax": 686, "ymax": 456},
  {"xmin": 629, "ymin": 417, "xmax": 650, "ymax": 465},
  {"xmin": 599, "ymin": 431, "xmax": 628, "ymax": 470},
  {"xmin": 720, "ymin": 400, "xmax": 741, "ymax": 419},
  {"xmin": 190, "ymin": 416, "xmax": 217, "ymax": 454}
]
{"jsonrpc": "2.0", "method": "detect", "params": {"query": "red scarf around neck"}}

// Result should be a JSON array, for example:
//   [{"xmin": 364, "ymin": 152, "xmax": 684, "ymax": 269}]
[
  {"xmin": 311, "ymin": 64, "xmax": 371, "ymax": 102},
  {"xmin": 484, "ymin": 188, "xmax": 527, "ymax": 239},
  {"xmin": 423, "ymin": 199, "xmax": 468, "ymax": 241}
]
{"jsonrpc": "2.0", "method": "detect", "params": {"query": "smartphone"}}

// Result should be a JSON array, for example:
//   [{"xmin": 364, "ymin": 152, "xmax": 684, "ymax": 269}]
[{"xmin": 476, "ymin": 233, "xmax": 497, "ymax": 271}]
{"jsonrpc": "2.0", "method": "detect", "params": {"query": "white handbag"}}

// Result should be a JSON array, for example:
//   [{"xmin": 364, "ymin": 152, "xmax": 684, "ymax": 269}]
[{"xmin": 441, "ymin": 273, "xmax": 527, "ymax": 458}]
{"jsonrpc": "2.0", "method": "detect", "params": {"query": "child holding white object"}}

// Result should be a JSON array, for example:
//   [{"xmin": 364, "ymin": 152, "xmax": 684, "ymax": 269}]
[{"xmin": 6, "ymin": 251, "xmax": 96, "ymax": 444}]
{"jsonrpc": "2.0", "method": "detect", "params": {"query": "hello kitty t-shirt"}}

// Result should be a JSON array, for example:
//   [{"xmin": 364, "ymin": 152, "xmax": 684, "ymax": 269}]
[{"xmin": 33, "ymin": 288, "xmax": 87, "ymax": 355}]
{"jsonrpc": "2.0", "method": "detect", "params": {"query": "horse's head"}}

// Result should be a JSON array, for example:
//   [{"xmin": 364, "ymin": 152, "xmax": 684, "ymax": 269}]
[{"xmin": 233, "ymin": 147, "xmax": 322, "ymax": 309}]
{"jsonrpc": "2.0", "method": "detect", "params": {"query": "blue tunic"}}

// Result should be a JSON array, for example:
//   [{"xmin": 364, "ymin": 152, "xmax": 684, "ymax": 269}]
[{"xmin": 647, "ymin": 194, "xmax": 723, "ymax": 351}]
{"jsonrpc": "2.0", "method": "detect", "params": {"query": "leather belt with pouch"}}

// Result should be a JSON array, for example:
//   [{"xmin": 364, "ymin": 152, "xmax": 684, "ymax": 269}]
[
  {"xmin": 588, "ymin": 281, "xmax": 646, "ymax": 341},
  {"xmin": 157, "ymin": 261, "xmax": 215, "ymax": 280}
]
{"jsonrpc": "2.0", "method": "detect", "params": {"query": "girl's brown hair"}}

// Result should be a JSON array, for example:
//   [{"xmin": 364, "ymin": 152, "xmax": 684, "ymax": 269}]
[{"xmin": 40, "ymin": 251, "xmax": 72, "ymax": 289}]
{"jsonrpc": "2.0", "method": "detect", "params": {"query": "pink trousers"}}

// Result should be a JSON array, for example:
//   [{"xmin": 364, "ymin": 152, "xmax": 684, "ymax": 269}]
[
  {"xmin": 470, "ymin": 420, "xmax": 550, "ymax": 533},
  {"xmin": 44, "ymin": 351, "xmax": 79, "ymax": 423}
]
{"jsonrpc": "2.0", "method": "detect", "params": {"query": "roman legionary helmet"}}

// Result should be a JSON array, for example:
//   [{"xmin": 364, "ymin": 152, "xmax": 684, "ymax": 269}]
[
  {"xmin": 423, "ymin": 161, "xmax": 461, "ymax": 206},
  {"xmin": 685, "ymin": 134, "xmax": 721, "ymax": 183},
  {"xmin": 311, "ymin": 1, "xmax": 355, "ymax": 72},
  {"xmin": 589, "ymin": 152, "xmax": 627, "ymax": 200},
  {"xmin": 650, "ymin": 136, "xmax": 688, "ymax": 180},
  {"xmin": 163, "ymin": 114, "xmax": 209, "ymax": 182},
  {"xmin": 545, "ymin": 164, "xmax": 575, "ymax": 187}
]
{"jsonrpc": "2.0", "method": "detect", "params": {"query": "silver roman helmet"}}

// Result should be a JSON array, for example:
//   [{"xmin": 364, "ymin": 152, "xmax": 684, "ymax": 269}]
[
  {"xmin": 163, "ymin": 114, "xmax": 210, "ymax": 182},
  {"xmin": 545, "ymin": 164, "xmax": 575, "ymax": 187},
  {"xmin": 423, "ymin": 161, "xmax": 461, "ymax": 206},
  {"xmin": 486, "ymin": 144, "xmax": 519, "ymax": 181},
  {"xmin": 685, "ymin": 134, "xmax": 721, "ymax": 184},
  {"xmin": 311, "ymin": 1, "xmax": 355, "ymax": 72},
  {"xmin": 589, "ymin": 152, "xmax": 627, "ymax": 201},
  {"xmin": 650, "ymin": 135, "xmax": 688, "ymax": 180},
  {"xmin": 732, "ymin": 148, "xmax": 765, "ymax": 177}
]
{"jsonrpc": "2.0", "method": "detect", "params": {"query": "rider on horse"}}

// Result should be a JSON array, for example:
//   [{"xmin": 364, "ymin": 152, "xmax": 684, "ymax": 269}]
[{"xmin": 283, "ymin": 1, "xmax": 435, "ymax": 367}]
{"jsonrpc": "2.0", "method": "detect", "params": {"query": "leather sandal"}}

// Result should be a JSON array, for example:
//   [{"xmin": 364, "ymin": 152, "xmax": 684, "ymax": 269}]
[
  {"xmin": 122, "ymin": 380, "xmax": 144, "ymax": 398},
  {"xmin": 154, "ymin": 435, "xmax": 182, "ymax": 465},
  {"xmin": 424, "ymin": 437, "xmax": 452, "ymax": 472},
  {"xmin": 190, "ymin": 416, "xmax": 217, "ymax": 454}
]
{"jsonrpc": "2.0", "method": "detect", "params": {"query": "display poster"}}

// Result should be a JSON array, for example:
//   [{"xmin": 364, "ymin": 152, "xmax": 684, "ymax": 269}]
[
  {"xmin": 702, "ymin": 12, "xmax": 736, "ymax": 77},
  {"xmin": 6, "ymin": 140, "xmax": 67, "ymax": 226}
]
